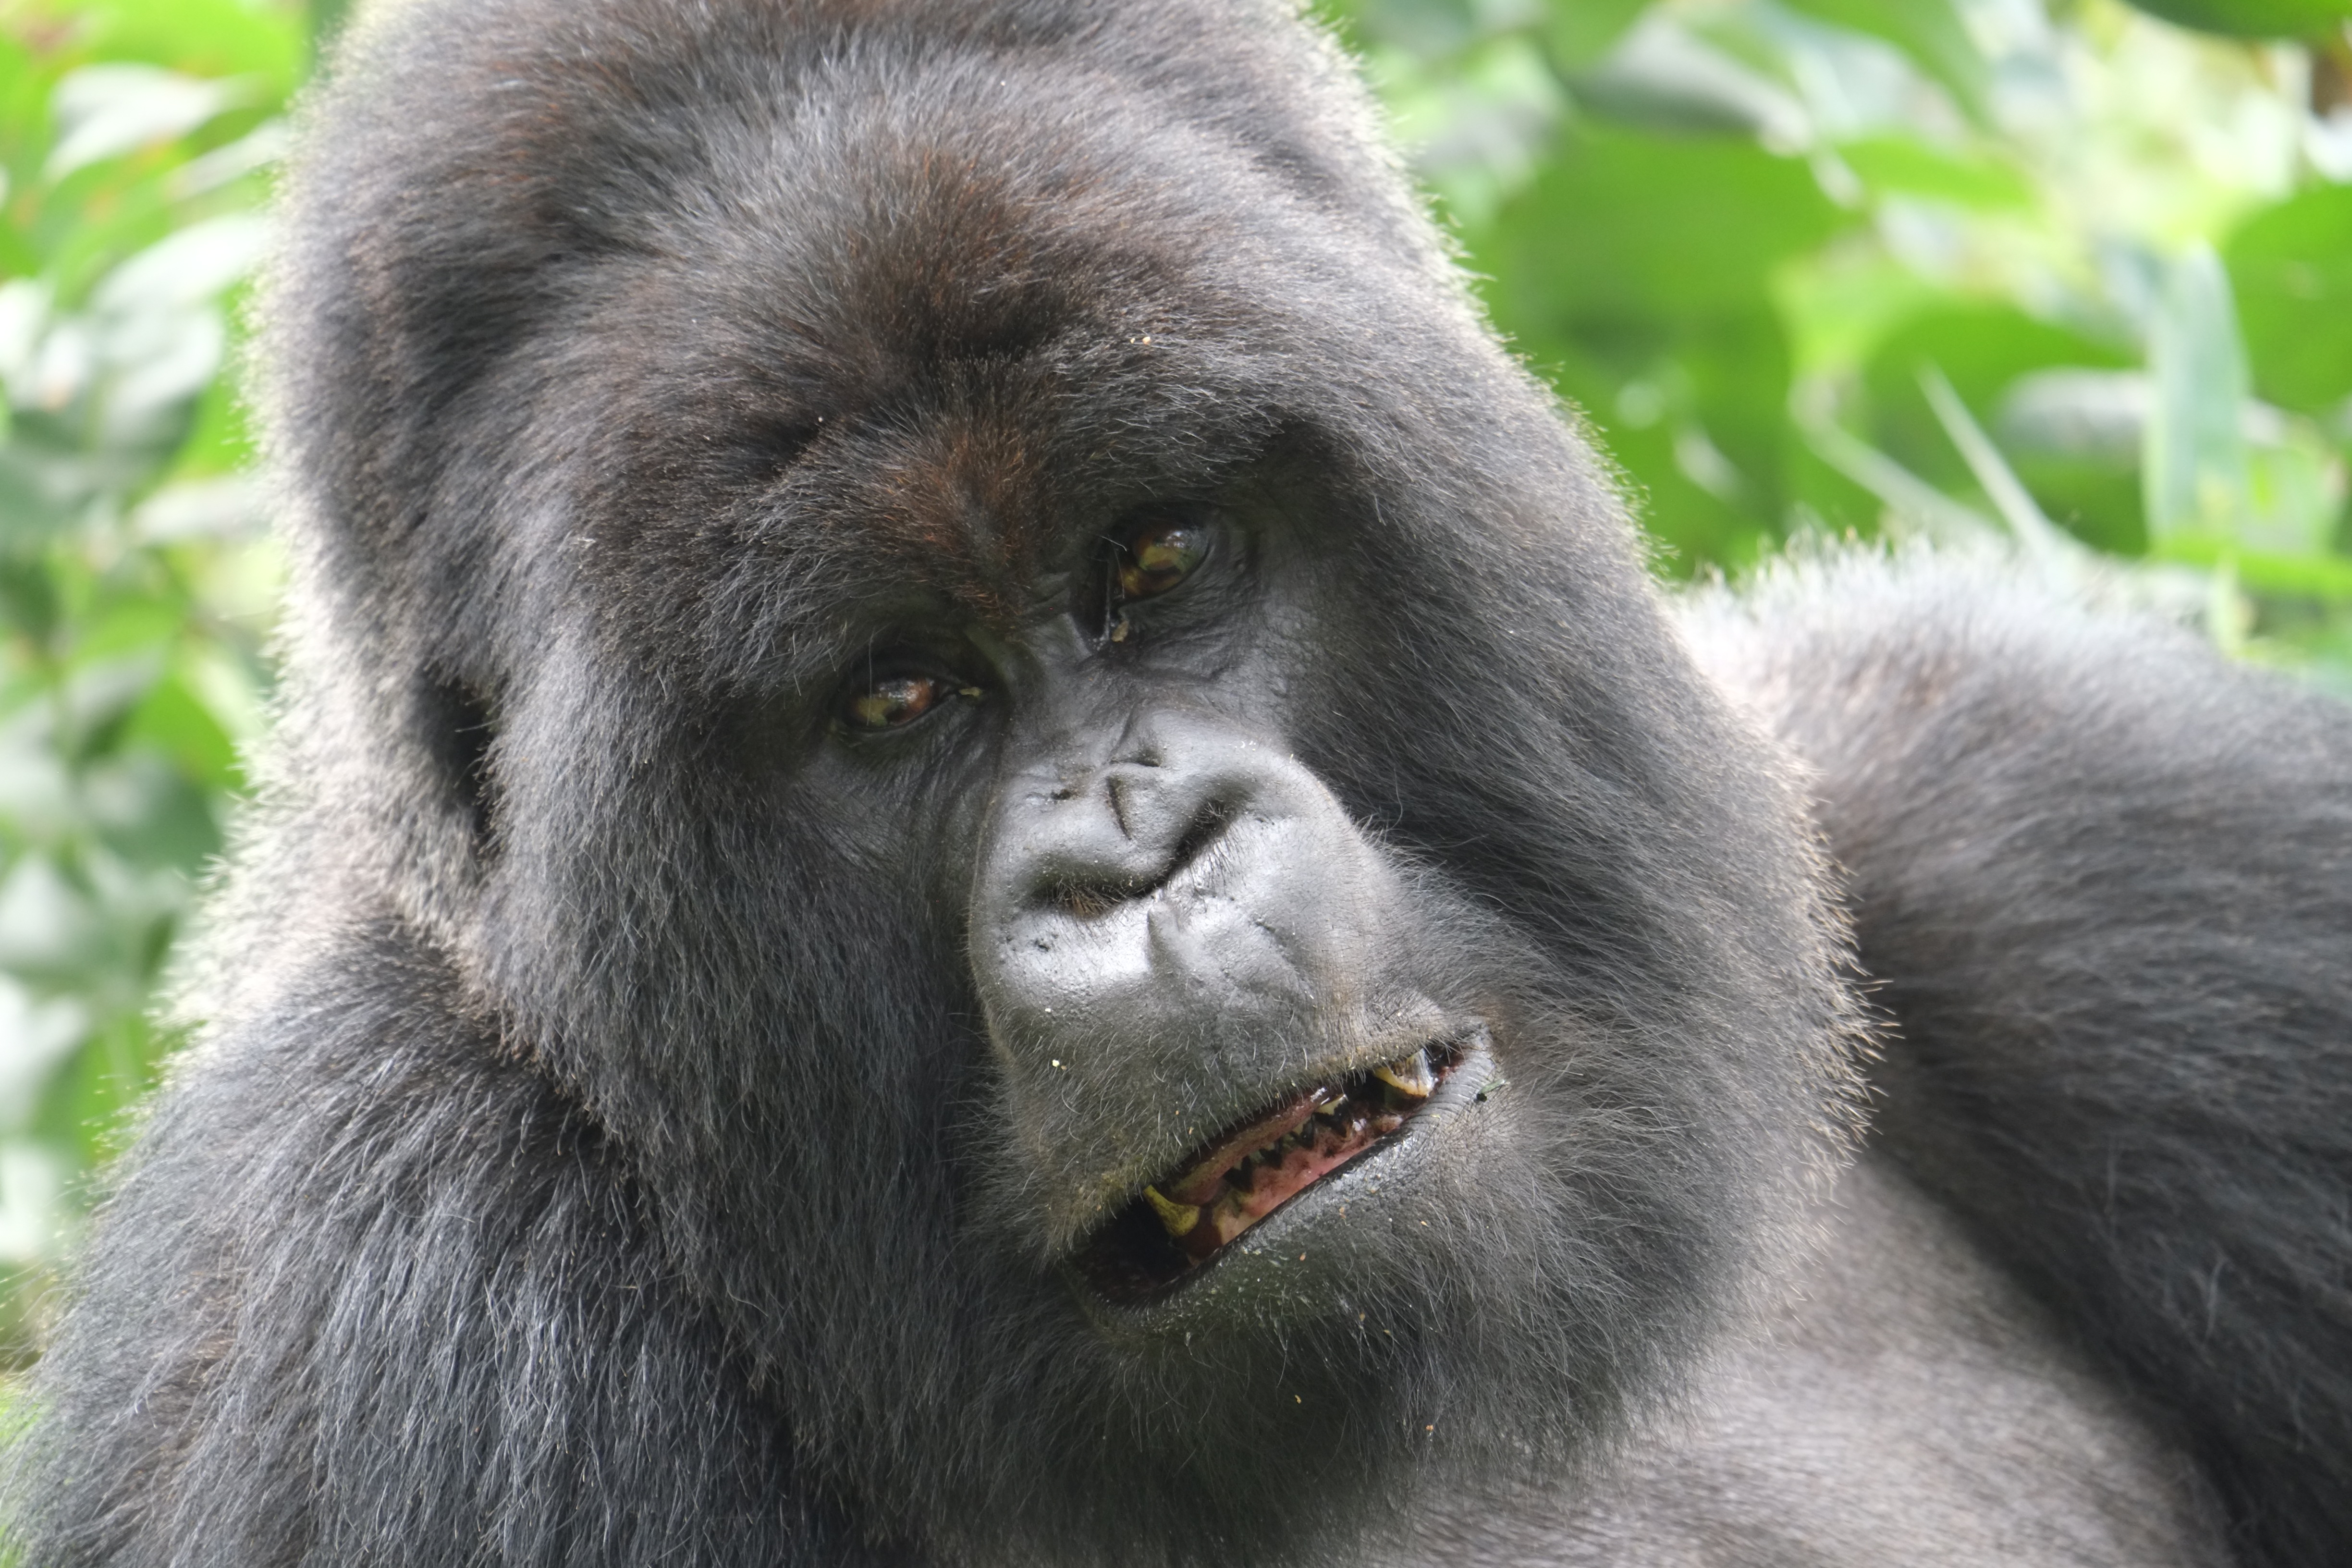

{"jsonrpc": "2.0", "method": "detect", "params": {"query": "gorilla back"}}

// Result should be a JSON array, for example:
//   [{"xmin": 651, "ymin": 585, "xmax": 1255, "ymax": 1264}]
[{"xmin": 5, "ymin": 2, "xmax": 2346, "ymax": 1566}]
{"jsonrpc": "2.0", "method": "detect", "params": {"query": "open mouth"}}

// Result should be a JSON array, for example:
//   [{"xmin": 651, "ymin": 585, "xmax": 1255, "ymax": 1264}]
[{"xmin": 1073, "ymin": 1038, "xmax": 1465, "ymax": 1303}]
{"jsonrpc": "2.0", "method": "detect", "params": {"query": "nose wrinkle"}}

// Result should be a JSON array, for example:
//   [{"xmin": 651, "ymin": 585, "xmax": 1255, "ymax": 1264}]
[
  {"xmin": 1107, "ymin": 769, "xmax": 1137, "ymax": 841},
  {"xmin": 1109, "ymin": 706, "xmax": 1165, "ymax": 771}
]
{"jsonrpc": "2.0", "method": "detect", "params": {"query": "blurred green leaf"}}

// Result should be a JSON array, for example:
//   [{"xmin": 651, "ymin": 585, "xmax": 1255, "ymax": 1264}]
[
  {"xmin": 117, "ymin": 673, "xmax": 235, "ymax": 792},
  {"xmin": 28, "ymin": 0, "xmax": 306, "ymax": 90},
  {"xmin": 1568, "ymin": 12, "xmax": 1810, "ymax": 143},
  {"xmin": 1472, "ymin": 127, "xmax": 1846, "ymax": 320},
  {"xmin": 311, "ymin": 0, "xmax": 354, "ymax": 60},
  {"xmin": 44, "ymin": 65, "xmax": 236, "ymax": 181},
  {"xmin": 2226, "ymin": 186, "xmax": 2352, "ymax": 417},
  {"xmin": 2153, "ymin": 534, "xmax": 2352, "ymax": 595},
  {"xmin": 1837, "ymin": 136, "xmax": 2031, "ymax": 210},
  {"xmin": 2121, "ymin": 0, "xmax": 2352, "ymax": 39},
  {"xmin": 1918, "ymin": 362, "xmax": 2076, "ymax": 562},
  {"xmin": 2144, "ymin": 245, "xmax": 2252, "ymax": 544},
  {"xmin": 1782, "ymin": 0, "xmax": 1990, "ymax": 124},
  {"xmin": 1544, "ymin": 0, "xmax": 1648, "ymax": 70},
  {"xmin": 1860, "ymin": 306, "xmax": 2140, "ymax": 552},
  {"xmin": 1470, "ymin": 127, "xmax": 1847, "ymax": 567}
]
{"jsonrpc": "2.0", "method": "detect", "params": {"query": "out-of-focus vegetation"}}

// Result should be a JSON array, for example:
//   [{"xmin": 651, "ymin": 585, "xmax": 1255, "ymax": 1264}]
[
  {"xmin": 1330, "ymin": 0, "xmax": 2352, "ymax": 686},
  {"xmin": 0, "ymin": 0, "xmax": 2346, "ymax": 1362},
  {"xmin": 0, "ymin": 0, "xmax": 308, "ymax": 1361}
]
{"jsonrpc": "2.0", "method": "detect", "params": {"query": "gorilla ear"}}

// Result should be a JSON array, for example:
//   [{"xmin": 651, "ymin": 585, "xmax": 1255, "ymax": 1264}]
[{"xmin": 413, "ymin": 668, "xmax": 501, "ymax": 856}]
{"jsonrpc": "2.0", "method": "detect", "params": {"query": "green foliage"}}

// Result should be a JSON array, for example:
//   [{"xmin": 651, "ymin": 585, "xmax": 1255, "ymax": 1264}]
[
  {"xmin": 1471, "ymin": 127, "xmax": 1844, "ymax": 568},
  {"xmin": 0, "ymin": 0, "xmax": 304, "ymax": 1361},
  {"xmin": 1782, "ymin": 0, "xmax": 1990, "ymax": 123},
  {"xmin": 2228, "ymin": 184, "xmax": 2352, "ymax": 413},
  {"xmin": 2123, "ymin": 0, "xmax": 2352, "ymax": 40},
  {"xmin": 0, "ymin": 0, "xmax": 2348, "ymax": 1359},
  {"xmin": 1334, "ymin": 0, "xmax": 2352, "ymax": 692}
]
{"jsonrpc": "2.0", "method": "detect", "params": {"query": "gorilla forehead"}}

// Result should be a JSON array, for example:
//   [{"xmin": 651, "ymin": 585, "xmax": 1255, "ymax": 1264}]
[{"xmin": 439, "ymin": 32, "xmax": 1476, "ymax": 676}]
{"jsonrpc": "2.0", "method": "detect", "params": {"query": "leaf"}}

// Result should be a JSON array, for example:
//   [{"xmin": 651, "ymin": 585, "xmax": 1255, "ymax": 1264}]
[
  {"xmin": 119, "ymin": 673, "xmax": 237, "ymax": 792},
  {"xmin": 2225, "ymin": 185, "xmax": 2352, "ymax": 416},
  {"xmin": 1859, "ymin": 306, "xmax": 2140, "ymax": 553},
  {"xmin": 1544, "ymin": 0, "xmax": 1649, "ymax": 71},
  {"xmin": 1917, "ymin": 363, "xmax": 2075, "ymax": 564},
  {"xmin": 2143, "ymin": 245, "xmax": 2252, "ymax": 545},
  {"xmin": 1780, "ymin": 0, "xmax": 1991, "ymax": 125},
  {"xmin": 2120, "ymin": 0, "xmax": 2352, "ymax": 40},
  {"xmin": 1471, "ymin": 127, "xmax": 1846, "ymax": 321},
  {"xmin": 0, "ymin": 854, "xmax": 103, "ymax": 977},
  {"xmin": 43, "ymin": 64, "xmax": 237, "ymax": 182},
  {"xmin": 1568, "ymin": 14, "xmax": 1810, "ymax": 144},
  {"xmin": 1342, "ymin": 0, "xmax": 1479, "ymax": 59},
  {"xmin": 1836, "ymin": 135, "xmax": 2031, "ymax": 210},
  {"xmin": 1997, "ymin": 371, "xmax": 2149, "ymax": 466},
  {"xmin": 0, "ymin": 1143, "xmax": 67, "ymax": 1264},
  {"xmin": 1466, "ymin": 128, "xmax": 1847, "ymax": 570},
  {"xmin": 42, "ymin": 0, "xmax": 306, "ymax": 95},
  {"xmin": 0, "ymin": 975, "xmax": 87, "ymax": 1132},
  {"xmin": 83, "ymin": 752, "xmax": 220, "ymax": 871},
  {"xmin": 1794, "ymin": 399, "xmax": 1997, "ymax": 544},
  {"xmin": 312, "ymin": 0, "xmax": 356, "ymax": 61},
  {"xmin": 2151, "ymin": 534, "xmax": 2352, "ymax": 597},
  {"xmin": 91, "ymin": 214, "xmax": 270, "ymax": 318}
]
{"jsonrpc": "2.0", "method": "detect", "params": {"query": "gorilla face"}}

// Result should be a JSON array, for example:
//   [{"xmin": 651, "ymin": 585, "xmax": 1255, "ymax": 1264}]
[{"xmin": 265, "ymin": 3, "xmax": 1864, "ymax": 1562}]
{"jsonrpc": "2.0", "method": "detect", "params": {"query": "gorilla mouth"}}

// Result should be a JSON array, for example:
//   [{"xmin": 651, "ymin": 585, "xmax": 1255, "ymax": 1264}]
[{"xmin": 1074, "ymin": 1040, "xmax": 1464, "ymax": 1302}]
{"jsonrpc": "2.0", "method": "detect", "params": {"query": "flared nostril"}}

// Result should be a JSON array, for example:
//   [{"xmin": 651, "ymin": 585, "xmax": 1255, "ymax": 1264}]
[
  {"xmin": 1164, "ymin": 795, "xmax": 1237, "ymax": 882},
  {"xmin": 1026, "ymin": 791, "xmax": 1241, "ymax": 921},
  {"xmin": 1044, "ymin": 876, "xmax": 1149, "ymax": 920}
]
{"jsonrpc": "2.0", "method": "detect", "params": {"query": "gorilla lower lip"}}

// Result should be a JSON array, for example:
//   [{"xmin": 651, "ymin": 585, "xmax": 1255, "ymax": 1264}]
[{"xmin": 1074, "ymin": 1041, "xmax": 1461, "ymax": 1302}]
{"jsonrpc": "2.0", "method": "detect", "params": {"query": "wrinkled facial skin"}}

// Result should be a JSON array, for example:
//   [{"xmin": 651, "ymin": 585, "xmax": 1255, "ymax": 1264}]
[{"xmin": 255, "ymin": 7, "xmax": 1861, "ymax": 1564}]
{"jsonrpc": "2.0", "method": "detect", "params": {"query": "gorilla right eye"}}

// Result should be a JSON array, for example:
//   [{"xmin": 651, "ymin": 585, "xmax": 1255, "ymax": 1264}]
[
  {"xmin": 842, "ymin": 674, "xmax": 949, "ymax": 731},
  {"xmin": 1114, "ymin": 518, "xmax": 1209, "ymax": 602}
]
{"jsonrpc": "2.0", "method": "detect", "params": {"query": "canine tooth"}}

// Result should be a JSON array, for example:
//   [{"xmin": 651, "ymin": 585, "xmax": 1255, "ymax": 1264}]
[
  {"xmin": 1374, "ymin": 1048, "xmax": 1436, "ymax": 1098},
  {"xmin": 1144, "ymin": 1185, "xmax": 1200, "ymax": 1238}
]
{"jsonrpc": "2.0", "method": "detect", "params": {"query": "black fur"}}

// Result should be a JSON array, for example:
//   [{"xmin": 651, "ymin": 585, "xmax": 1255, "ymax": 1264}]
[
  {"xmin": 1692, "ymin": 560, "xmax": 2352, "ymax": 1568},
  {"xmin": 4, "ymin": 2, "xmax": 2346, "ymax": 1566}
]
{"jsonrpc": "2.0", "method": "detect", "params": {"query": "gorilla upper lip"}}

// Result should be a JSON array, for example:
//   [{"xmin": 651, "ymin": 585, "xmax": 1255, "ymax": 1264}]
[{"xmin": 1071, "ymin": 1036, "xmax": 1466, "ymax": 1303}]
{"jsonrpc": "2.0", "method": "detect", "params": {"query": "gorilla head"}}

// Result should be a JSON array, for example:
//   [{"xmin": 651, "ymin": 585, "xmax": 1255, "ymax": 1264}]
[{"xmin": 237, "ymin": 0, "xmax": 1862, "ymax": 1561}]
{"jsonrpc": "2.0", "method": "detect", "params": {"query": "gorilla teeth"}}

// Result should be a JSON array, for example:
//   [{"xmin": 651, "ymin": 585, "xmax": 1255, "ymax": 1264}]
[
  {"xmin": 1075, "ymin": 1040, "xmax": 1464, "ymax": 1300},
  {"xmin": 1143, "ymin": 1185, "xmax": 1201, "ymax": 1238},
  {"xmin": 1373, "ymin": 1048, "xmax": 1436, "ymax": 1099}
]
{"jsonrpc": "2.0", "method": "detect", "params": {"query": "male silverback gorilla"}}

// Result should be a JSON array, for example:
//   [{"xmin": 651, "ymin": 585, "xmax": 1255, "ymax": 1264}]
[{"xmin": 6, "ymin": 1, "xmax": 2350, "ymax": 1565}]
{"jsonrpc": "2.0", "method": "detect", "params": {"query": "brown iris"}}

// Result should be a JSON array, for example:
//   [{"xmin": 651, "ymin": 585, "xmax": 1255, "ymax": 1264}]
[
  {"xmin": 1115, "ymin": 522, "xmax": 1207, "ymax": 601},
  {"xmin": 843, "ymin": 674, "xmax": 945, "ymax": 731}
]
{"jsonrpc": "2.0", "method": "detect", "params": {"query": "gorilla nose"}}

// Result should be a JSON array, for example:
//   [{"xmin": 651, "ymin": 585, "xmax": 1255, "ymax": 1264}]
[
  {"xmin": 970, "ymin": 710, "xmax": 1409, "ymax": 1064},
  {"xmin": 1025, "ymin": 754, "xmax": 1242, "ymax": 920}
]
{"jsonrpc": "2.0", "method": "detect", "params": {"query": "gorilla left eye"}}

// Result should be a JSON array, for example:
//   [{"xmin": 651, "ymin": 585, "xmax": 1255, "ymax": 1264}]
[
  {"xmin": 843, "ymin": 674, "xmax": 950, "ymax": 731},
  {"xmin": 1115, "ymin": 520, "xmax": 1209, "ymax": 601}
]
